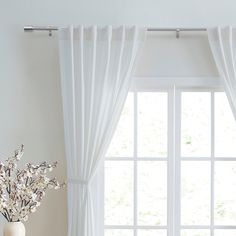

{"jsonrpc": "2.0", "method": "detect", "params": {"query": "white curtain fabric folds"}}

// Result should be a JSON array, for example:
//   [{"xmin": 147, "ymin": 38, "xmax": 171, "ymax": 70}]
[
  {"xmin": 208, "ymin": 26, "xmax": 236, "ymax": 119},
  {"xmin": 59, "ymin": 25, "xmax": 145, "ymax": 236}
]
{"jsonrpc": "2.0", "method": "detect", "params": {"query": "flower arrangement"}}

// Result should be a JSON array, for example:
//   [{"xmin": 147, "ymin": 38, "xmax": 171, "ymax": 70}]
[{"xmin": 0, "ymin": 145, "xmax": 65, "ymax": 222}]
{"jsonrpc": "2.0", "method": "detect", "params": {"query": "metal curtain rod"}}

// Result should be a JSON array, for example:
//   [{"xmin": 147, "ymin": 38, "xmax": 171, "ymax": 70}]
[{"xmin": 24, "ymin": 25, "xmax": 207, "ymax": 38}]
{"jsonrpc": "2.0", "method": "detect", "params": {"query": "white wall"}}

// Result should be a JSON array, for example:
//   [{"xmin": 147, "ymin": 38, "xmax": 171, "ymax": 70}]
[{"xmin": 0, "ymin": 0, "xmax": 235, "ymax": 235}]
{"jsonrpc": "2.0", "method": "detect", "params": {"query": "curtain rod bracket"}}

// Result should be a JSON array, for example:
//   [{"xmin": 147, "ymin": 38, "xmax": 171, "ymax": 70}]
[{"xmin": 176, "ymin": 29, "xmax": 180, "ymax": 38}]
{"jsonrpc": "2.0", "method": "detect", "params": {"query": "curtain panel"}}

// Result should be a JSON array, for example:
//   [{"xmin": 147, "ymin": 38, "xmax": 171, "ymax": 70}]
[
  {"xmin": 59, "ymin": 25, "xmax": 145, "ymax": 236},
  {"xmin": 208, "ymin": 26, "xmax": 236, "ymax": 119}
]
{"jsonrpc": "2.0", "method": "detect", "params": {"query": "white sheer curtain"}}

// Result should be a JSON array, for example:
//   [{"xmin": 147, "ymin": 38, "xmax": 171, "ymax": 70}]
[
  {"xmin": 208, "ymin": 26, "xmax": 236, "ymax": 119},
  {"xmin": 58, "ymin": 25, "xmax": 145, "ymax": 236}
]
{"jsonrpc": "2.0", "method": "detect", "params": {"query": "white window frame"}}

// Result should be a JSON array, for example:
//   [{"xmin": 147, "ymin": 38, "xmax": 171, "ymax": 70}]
[{"xmin": 100, "ymin": 76, "xmax": 236, "ymax": 236}]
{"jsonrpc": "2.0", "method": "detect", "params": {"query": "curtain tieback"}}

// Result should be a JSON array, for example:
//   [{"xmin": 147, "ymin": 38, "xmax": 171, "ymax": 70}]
[{"xmin": 68, "ymin": 178, "xmax": 89, "ymax": 185}]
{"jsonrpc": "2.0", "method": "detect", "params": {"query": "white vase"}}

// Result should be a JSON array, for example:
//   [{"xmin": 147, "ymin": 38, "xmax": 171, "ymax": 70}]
[{"xmin": 3, "ymin": 222, "xmax": 25, "ymax": 236}]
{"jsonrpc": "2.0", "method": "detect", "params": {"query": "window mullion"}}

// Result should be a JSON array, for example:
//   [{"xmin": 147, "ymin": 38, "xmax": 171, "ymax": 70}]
[
  {"xmin": 168, "ymin": 87, "xmax": 181, "ymax": 236},
  {"xmin": 211, "ymin": 91, "xmax": 215, "ymax": 236},
  {"xmin": 134, "ymin": 92, "xmax": 138, "ymax": 236},
  {"xmin": 168, "ymin": 88, "xmax": 174, "ymax": 236},
  {"xmin": 174, "ymin": 87, "xmax": 181, "ymax": 236}
]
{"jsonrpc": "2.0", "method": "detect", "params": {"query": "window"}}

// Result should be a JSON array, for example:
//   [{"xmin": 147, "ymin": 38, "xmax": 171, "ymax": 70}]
[{"xmin": 103, "ymin": 78, "xmax": 236, "ymax": 236}]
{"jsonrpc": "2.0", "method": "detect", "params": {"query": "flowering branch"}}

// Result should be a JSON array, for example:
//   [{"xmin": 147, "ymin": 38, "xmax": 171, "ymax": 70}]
[{"xmin": 0, "ymin": 145, "xmax": 65, "ymax": 222}]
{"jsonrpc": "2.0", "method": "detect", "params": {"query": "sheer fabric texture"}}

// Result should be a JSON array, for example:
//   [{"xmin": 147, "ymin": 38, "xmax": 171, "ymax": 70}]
[
  {"xmin": 208, "ymin": 26, "xmax": 236, "ymax": 118},
  {"xmin": 59, "ymin": 25, "xmax": 145, "ymax": 236}
]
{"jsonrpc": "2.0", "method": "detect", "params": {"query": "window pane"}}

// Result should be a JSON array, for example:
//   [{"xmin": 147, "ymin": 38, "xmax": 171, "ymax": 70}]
[
  {"xmin": 181, "ymin": 161, "xmax": 210, "ymax": 225},
  {"xmin": 138, "ymin": 230, "xmax": 167, "ymax": 236},
  {"xmin": 181, "ymin": 92, "xmax": 211, "ymax": 157},
  {"xmin": 215, "ymin": 230, "xmax": 236, "ymax": 236},
  {"xmin": 181, "ymin": 230, "xmax": 210, "ymax": 236},
  {"xmin": 106, "ymin": 93, "xmax": 133, "ymax": 157},
  {"xmin": 138, "ymin": 92, "xmax": 167, "ymax": 157},
  {"xmin": 215, "ymin": 92, "xmax": 236, "ymax": 157},
  {"xmin": 105, "ymin": 161, "xmax": 133, "ymax": 225},
  {"xmin": 105, "ymin": 230, "xmax": 133, "ymax": 236},
  {"xmin": 215, "ymin": 162, "xmax": 236, "ymax": 225},
  {"xmin": 138, "ymin": 161, "xmax": 167, "ymax": 225}
]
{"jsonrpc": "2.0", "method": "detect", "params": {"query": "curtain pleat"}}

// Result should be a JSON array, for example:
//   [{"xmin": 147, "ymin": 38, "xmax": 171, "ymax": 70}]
[
  {"xmin": 59, "ymin": 25, "xmax": 145, "ymax": 236},
  {"xmin": 208, "ymin": 26, "xmax": 236, "ymax": 118}
]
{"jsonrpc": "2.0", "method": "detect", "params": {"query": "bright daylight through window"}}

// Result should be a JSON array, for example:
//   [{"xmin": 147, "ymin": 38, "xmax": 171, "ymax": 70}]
[{"xmin": 104, "ymin": 84, "xmax": 236, "ymax": 236}]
